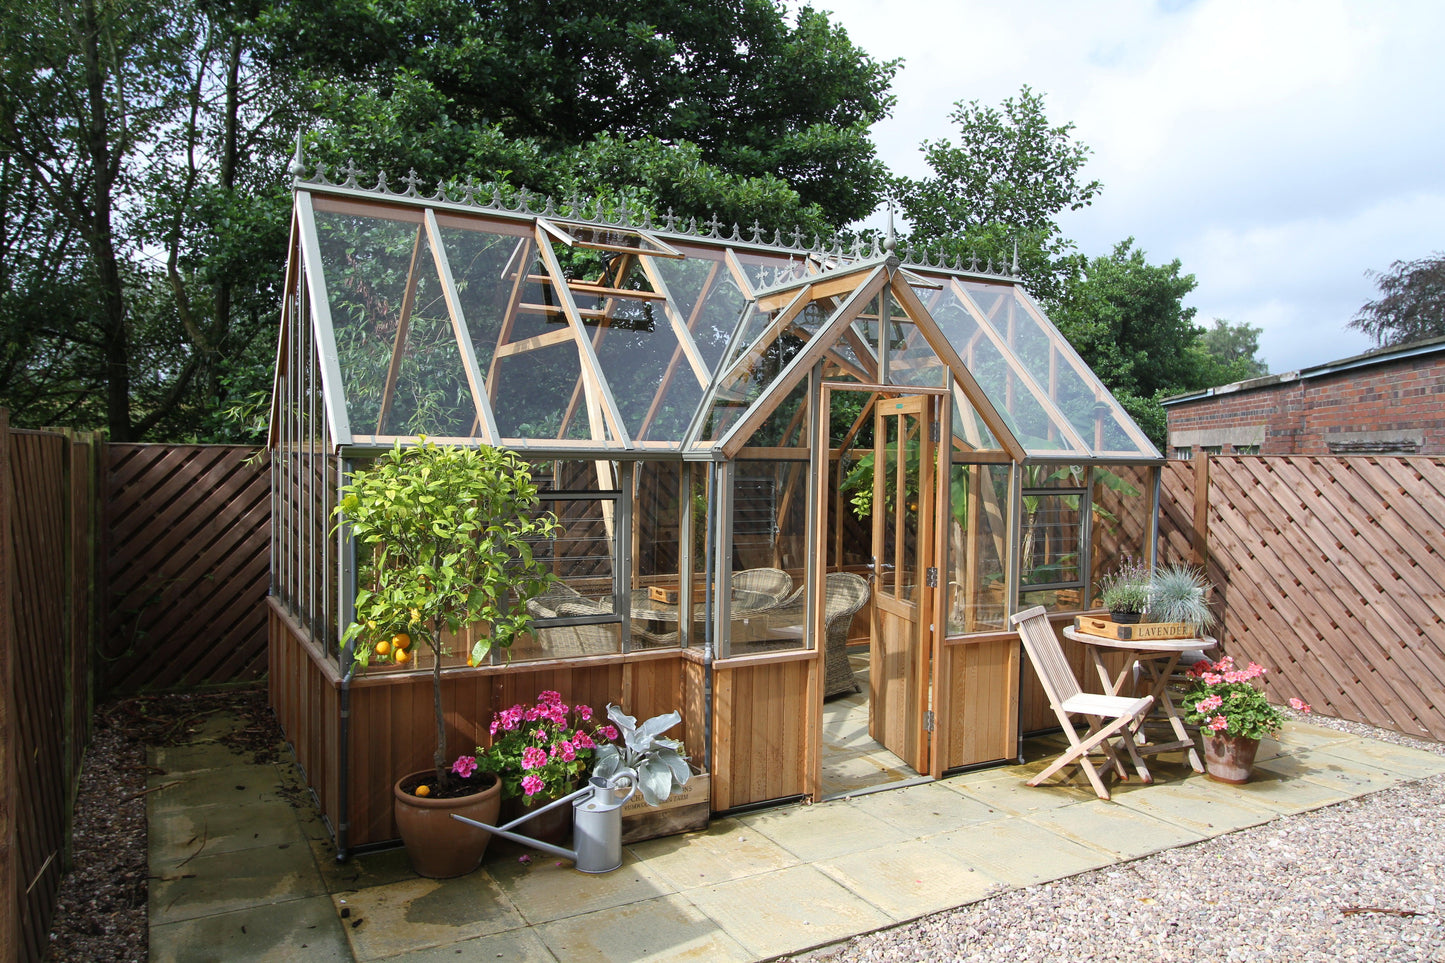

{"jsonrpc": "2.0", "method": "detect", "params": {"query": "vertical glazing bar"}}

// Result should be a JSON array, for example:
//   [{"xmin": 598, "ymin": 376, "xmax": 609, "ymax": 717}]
[
  {"xmin": 715, "ymin": 461, "xmax": 733, "ymax": 658},
  {"xmin": 679, "ymin": 462, "xmax": 693, "ymax": 648},
  {"xmin": 1079, "ymin": 466, "xmax": 1095, "ymax": 610},
  {"xmin": 287, "ymin": 261, "xmax": 301, "ymax": 609},
  {"xmin": 303, "ymin": 280, "xmax": 315, "ymax": 636},
  {"xmin": 1006, "ymin": 462, "xmax": 1022, "ymax": 619},
  {"xmin": 804, "ymin": 366, "xmax": 822, "ymax": 650},
  {"xmin": 617, "ymin": 460, "xmax": 633, "ymax": 653}
]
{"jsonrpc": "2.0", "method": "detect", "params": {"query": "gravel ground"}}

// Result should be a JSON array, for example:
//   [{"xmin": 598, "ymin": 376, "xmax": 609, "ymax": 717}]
[{"xmin": 795, "ymin": 712, "xmax": 1445, "ymax": 963}]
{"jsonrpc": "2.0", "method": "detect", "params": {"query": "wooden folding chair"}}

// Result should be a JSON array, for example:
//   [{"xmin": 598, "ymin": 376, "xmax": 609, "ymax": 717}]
[{"xmin": 1012, "ymin": 606, "xmax": 1155, "ymax": 800}]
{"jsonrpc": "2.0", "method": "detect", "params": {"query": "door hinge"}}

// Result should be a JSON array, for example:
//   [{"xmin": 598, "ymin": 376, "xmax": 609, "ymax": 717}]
[
  {"xmin": 925, "ymin": 566, "xmax": 939, "ymax": 588},
  {"xmin": 930, "ymin": 420, "xmax": 941, "ymax": 443},
  {"xmin": 924, "ymin": 710, "xmax": 935, "ymax": 732}
]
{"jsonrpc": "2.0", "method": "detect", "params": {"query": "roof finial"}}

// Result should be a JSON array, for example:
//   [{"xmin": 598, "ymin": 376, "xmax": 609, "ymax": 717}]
[
  {"xmin": 883, "ymin": 199, "xmax": 897, "ymax": 254},
  {"xmin": 288, "ymin": 129, "xmax": 306, "ymax": 178}
]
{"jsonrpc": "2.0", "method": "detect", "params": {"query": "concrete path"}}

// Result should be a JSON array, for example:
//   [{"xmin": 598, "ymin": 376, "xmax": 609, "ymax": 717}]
[{"xmin": 146, "ymin": 717, "xmax": 1445, "ymax": 961}]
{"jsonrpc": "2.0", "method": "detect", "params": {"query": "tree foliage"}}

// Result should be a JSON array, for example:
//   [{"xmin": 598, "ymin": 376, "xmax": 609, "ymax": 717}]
[
  {"xmin": 1348, "ymin": 253, "xmax": 1445, "ymax": 348},
  {"xmin": 894, "ymin": 86, "xmax": 1100, "ymax": 302},
  {"xmin": 1197, "ymin": 318, "xmax": 1268, "ymax": 382}
]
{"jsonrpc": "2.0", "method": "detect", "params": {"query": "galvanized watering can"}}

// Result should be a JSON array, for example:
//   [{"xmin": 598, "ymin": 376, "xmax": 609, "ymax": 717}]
[{"xmin": 450, "ymin": 769, "xmax": 636, "ymax": 874}]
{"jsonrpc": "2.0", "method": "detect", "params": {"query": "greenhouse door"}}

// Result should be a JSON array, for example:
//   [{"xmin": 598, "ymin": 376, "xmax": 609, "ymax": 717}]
[{"xmin": 869, "ymin": 394, "xmax": 945, "ymax": 776}]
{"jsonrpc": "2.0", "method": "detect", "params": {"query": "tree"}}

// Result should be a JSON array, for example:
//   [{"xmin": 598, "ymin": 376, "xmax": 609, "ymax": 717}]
[
  {"xmin": 1049, "ymin": 239, "xmax": 1201, "ymax": 448},
  {"xmin": 894, "ymin": 86, "xmax": 1101, "ymax": 302},
  {"xmin": 1197, "ymin": 318, "xmax": 1268, "ymax": 382},
  {"xmin": 263, "ymin": 0, "xmax": 898, "ymax": 227},
  {"xmin": 1348, "ymin": 253, "xmax": 1445, "ymax": 347},
  {"xmin": 0, "ymin": 0, "xmax": 299, "ymax": 441}
]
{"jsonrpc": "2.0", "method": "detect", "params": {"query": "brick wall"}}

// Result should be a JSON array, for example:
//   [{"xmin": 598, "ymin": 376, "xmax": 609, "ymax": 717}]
[{"xmin": 1166, "ymin": 349, "xmax": 1445, "ymax": 456}]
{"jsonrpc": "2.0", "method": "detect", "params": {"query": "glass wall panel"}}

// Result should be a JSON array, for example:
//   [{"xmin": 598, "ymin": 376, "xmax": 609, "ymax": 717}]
[
  {"xmin": 945, "ymin": 462, "xmax": 1010, "ymax": 634},
  {"xmin": 702, "ymin": 329, "xmax": 807, "ymax": 441},
  {"xmin": 1019, "ymin": 464, "xmax": 1088, "ymax": 612},
  {"xmin": 726, "ymin": 458, "xmax": 808, "ymax": 656},
  {"xmin": 630, "ymin": 461, "xmax": 685, "ymax": 650}
]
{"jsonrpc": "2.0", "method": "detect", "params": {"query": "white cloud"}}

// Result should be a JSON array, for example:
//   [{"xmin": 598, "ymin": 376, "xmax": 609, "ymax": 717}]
[{"xmin": 803, "ymin": 0, "xmax": 1445, "ymax": 372}]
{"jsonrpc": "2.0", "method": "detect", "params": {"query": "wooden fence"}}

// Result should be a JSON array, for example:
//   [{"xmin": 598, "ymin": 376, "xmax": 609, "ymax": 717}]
[
  {"xmin": 102, "ymin": 445, "xmax": 271, "ymax": 694},
  {"xmin": 0, "ymin": 415, "xmax": 104, "ymax": 963},
  {"xmin": 1160, "ymin": 453, "xmax": 1445, "ymax": 742}
]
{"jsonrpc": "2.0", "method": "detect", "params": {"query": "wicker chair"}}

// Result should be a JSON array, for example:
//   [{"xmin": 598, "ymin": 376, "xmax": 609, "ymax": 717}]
[
  {"xmin": 822, "ymin": 572, "xmax": 870, "ymax": 698},
  {"xmin": 731, "ymin": 568, "xmax": 793, "ymax": 608}
]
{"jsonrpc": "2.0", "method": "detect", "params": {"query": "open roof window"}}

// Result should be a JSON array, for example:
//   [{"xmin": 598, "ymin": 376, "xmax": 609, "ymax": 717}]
[{"xmin": 538, "ymin": 218, "xmax": 683, "ymax": 259}]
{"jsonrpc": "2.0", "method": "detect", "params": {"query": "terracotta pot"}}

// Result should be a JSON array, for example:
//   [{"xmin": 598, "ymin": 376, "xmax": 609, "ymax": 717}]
[
  {"xmin": 393, "ymin": 771, "xmax": 502, "ymax": 878},
  {"xmin": 1203, "ymin": 733, "xmax": 1261, "ymax": 784},
  {"xmin": 500, "ymin": 787, "xmax": 575, "ymax": 845}
]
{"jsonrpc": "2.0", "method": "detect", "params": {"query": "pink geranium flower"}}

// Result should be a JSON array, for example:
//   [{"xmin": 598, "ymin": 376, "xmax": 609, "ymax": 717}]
[
  {"xmin": 551, "ymin": 740, "xmax": 576, "ymax": 762},
  {"xmin": 1289, "ymin": 697, "xmax": 1312, "ymax": 712},
  {"xmin": 599, "ymin": 725, "xmax": 619, "ymax": 741},
  {"xmin": 521, "ymin": 774, "xmax": 544, "ymax": 796},
  {"xmin": 451, "ymin": 754, "xmax": 478, "ymax": 778},
  {"xmin": 577, "ymin": 705, "xmax": 593, "ymax": 721},
  {"xmin": 1196, "ymin": 694, "xmax": 1223, "ymax": 713},
  {"xmin": 1208, "ymin": 715, "xmax": 1229, "ymax": 732},
  {"xmin": 521, "ymin": 746, "xmax": 548, "ymax": 770}
]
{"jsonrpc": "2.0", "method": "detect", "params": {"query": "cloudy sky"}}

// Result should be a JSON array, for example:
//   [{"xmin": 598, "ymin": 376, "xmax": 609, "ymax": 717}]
[{"xmin": 809, "ymin": 0, "xmax": 1445, "ymax": 373}]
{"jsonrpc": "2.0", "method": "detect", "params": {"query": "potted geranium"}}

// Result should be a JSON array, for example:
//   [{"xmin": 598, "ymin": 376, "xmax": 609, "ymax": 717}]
[
  {"xmin": 1181, "ymin": 655, "xmax": 1311, "ymax": 783},
  {"xmin": 462, "ymin": 690, "xmax": 616, "ymax": 843},
  {"xmin": 336, "ymin": 440, "xmax": 559, "ymax": 877}
]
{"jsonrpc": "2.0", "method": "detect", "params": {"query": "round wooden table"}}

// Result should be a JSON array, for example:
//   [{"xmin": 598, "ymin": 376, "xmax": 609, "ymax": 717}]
[{"xmin": 1062, "ymin": 627, "xmax": 1218, "ymax": 775}]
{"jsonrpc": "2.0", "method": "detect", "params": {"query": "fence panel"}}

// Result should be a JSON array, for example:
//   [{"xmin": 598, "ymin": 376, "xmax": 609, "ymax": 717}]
[
  {"xmin": 0, "ymin": 420, "xmax": 102, "ymax": 963},
  {"xmin": 103, "ymin": 445, "xmax": 271, "ymax": 694},
  {"xmin": 1160, "ymin": 453, "xmax": 1445, "ymax": 741}
]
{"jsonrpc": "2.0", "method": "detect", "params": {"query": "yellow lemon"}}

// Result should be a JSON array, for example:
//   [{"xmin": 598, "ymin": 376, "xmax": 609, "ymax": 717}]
[
  {"xmin": 414, "ymin": 783, "xmax": 430, "ymax": 797},
  {"xmin": 391, "ymin": 632, "xmax": 411, "ymax": 651},
  {"xmin": 374, "ymin": 639, "xmax": 391, "ymax": 657},
  {"xmin": 394, "ymin": 647, "xmax": 411, "ymax": 665}
]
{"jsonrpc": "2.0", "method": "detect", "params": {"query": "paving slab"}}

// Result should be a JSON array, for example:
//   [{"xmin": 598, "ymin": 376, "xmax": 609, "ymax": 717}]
[
  {"xmin": 625, "ymin": 817, "xmax": 799, "ymax": 891},
  {"xmin": 1309, "ymin": 739, "xmax": 1445, "ymax": 780},
  {"xmin": 1258, "ymin": 748, "xmax": 1403, "ymax": 797},
  {"xmin": 941, "ymin": 768, "xmax": 1095, "ymax": 815},
  {"xmin": 738, "ymin": 797, "xmax": 911, "ymax": 862},
  {"xmin": 536, "ymin": 894, "xmax": 752, "ymax": 962},
  {"xmin": 332, "ymin": 873, "xmax": 524, "ymax": 961},
  {"xmin": 488, "ymin": 851, "xmax": 676, "ymax": 925},
  {"xmin": 149, "ymin": 894, "xmax": 350, "ymax": 963},
  {"xmin": 381, "ymin": 927, "xmax": 557, "ymax": 961},
  {"xmin": 151, "ymin": 743, "xmax": 252, "ymax": 775},
  {"xmin": 1025, "ymin": 799, "xmax": 1207, "ymax": 860},
  {"xmin": 1269, "ymin": 721, "xmax": 1358, "ymax": 753},
  {"xmin": 1109, "ymin": 778, "xmax": 1278, "ymax": 834},
  {"xmin": 927, "ymin": 817, "xmax": 1114, "ymax": 887},
  {"xmin": 815, "ymin": 836, "xmax": 1006, "ymax": 921},
  {"xmin": 150, "ymin": 799, "xmax": 309, "ymax": 864},
  {"xmin": 845, "ymin": 780, "xmax": 1001, "ymax": 837},
  {"xmin": 686, "ymin": 864, "xmax": 892, "ymax": 959},
  {"xmin": 1175, "ymin": 766, "xmax": 1354, "ymax": 816},
  {"xmin": 150, "ymin": 837, "xmax": 327, "ymax": 925},
  {"xmin": 148, "ymin": 760, "xmax": 291, "ymax": 813},
  {"xmin": 311, "ymin": 839, "xmax": 419, "ymax": 894}
]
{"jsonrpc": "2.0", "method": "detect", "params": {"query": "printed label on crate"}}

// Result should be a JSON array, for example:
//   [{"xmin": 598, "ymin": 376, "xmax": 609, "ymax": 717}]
[{"xmin": 1073, "ymin": 616, "xmax": 1196, "ymax": 641}]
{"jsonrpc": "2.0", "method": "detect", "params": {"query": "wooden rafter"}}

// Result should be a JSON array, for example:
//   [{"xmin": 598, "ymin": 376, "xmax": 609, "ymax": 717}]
[{"xmin": 375, "ymin": 224, "xmax": 425, "ymax": 433}]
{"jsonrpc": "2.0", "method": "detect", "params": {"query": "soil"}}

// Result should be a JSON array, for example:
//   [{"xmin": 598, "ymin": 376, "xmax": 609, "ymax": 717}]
[{"xmin": 45, "ymin": 686, "xmax": 283, "ymax": 963}]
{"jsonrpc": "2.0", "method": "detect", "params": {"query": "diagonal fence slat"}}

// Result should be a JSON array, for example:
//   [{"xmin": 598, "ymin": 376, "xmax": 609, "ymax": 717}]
[
  {"xmin": 103, "ymin": 445, "xmax": 271, "ymax": 694},
  {"xmin": 1161, "ymin": 453, "xmax": 1445, "ymax": 741}
]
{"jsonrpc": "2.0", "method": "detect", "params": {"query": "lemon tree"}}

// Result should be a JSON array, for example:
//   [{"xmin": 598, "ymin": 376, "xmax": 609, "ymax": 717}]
[{"xmin": 336, "ymin": 439, "xmax": 559, "ymax": 785}]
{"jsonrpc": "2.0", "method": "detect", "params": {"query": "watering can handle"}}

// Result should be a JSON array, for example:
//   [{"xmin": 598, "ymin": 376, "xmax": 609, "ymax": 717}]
[{"xmin": 606, "ymin": 768, "xmax": 639, "ymax": 807}]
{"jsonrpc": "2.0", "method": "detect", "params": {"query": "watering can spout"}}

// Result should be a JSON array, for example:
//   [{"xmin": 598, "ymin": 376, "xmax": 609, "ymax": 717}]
[{"xmin": 450, "ymin": 769, "xmax": 637, "ymax": 874}]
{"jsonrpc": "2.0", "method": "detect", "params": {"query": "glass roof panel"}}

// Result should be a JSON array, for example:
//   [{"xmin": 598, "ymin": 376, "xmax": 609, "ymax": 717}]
[
  {"xmin": 702, "ymin": 329, "xmax": 807, "ymax": 441},
  {"xmin": 916, "ymin": 281, "xmax": 1082, "ymax": 453},
  {"xmin": 539, "ymin": 218, "xmax": 682, "ymax": 258},
  {"xmin": 311, "ymin": 205, "xmax": 477, "ymax": 437},
  {"xmin": 648, "ymin": 246, "xmax": 750, "ymax": 374},
  {"xmin": 434, "ymin": 219, "xmax": 533, "ymax": 377},
  {"xmin": 573, "ymin": 261, "xmax": 703, "ymax": 443}
]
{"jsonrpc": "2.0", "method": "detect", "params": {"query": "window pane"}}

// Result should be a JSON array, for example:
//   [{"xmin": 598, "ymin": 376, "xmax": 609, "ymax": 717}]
[
  {"xmin": 945, "ymin": 463, "xmax": 1010, "ymax": 635},
  {"xmin": 727, "ymin": 459, "xmax": 808, "ymax": 656}
]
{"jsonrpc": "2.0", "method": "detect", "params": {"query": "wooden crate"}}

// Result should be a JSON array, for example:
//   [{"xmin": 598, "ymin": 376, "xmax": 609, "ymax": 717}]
[
  {"xmin": 1074, "ymin": 616, "xmax": 1198, "ymax": 641},
  {"xmin": 647, "ymin": 585, "xmax": 680, "ymax": 605},
  {"xmin": 620, "ymin": 773, "xmax": 710, "ymax": 843}
]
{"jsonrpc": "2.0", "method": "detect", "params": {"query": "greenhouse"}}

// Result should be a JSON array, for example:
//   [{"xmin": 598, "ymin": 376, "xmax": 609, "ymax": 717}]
[{"xmin": 269, "ymin": 158, "xmax": 1162, "ymax": 852}]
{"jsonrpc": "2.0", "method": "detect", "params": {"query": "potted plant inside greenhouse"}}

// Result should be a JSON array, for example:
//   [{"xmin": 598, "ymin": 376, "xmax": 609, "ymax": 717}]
[{"xmin": 336, "ymin": 440, "xmax": 559, "ymax": 878}]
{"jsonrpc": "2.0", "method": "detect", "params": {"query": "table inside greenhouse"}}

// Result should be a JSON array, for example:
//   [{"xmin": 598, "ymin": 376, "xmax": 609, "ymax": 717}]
[{"xmin": 1062, "ymin": 627, "xmax": 1219, "ymax": 775}]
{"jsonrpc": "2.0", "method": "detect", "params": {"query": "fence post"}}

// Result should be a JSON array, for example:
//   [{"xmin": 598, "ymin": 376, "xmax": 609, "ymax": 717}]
[
  {"xmin": 1191, "ymin": 449, "xmax": 1210, "ymax": 567},
  {"xmin": 0, "ymin": 409, "xmax": 16, "ymax": 963}
]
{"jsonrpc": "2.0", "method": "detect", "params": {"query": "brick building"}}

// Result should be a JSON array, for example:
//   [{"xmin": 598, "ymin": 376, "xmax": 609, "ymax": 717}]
[{"xmin": 1162, "ymin": 336, "xmax": 1445, "ymax": 458}]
